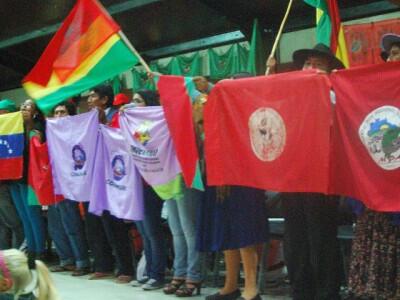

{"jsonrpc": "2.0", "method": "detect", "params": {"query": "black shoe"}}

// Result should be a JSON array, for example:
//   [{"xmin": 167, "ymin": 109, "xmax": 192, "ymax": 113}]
[
  {"xmin": 205, "ymin": 289, "xmax": 241, "ymax": 300},
  {"xmin": 237, "ymin": 294, "xmax": 261, "ymax": 300}
]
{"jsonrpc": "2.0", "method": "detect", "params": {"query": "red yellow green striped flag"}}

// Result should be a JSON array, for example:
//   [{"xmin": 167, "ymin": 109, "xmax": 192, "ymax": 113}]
[
  {"xmin": 22, "ymin": 0, "xmax": 140, "ymax": 114},
  {"xmin": 304, "ymin": 0, "xmax": 349, "ymax": 68}
]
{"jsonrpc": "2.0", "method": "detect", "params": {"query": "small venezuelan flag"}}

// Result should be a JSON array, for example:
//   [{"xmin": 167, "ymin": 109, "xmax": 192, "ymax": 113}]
[
  {"xmin": 0, "ymin": 112, "xmax": 24, "ymax": 180},
  {"xmin": 23, "ymin": 0, "xmax": 139, "ymax": 114},
  {"xmin": 304, "ymin": 0, "xmax": 349, "ymax": 68}
]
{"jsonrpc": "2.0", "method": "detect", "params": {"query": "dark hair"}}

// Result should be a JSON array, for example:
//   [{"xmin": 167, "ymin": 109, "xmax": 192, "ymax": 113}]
[
  {"xmin": 52, "ymin": 101, "xmax": 77, "ymax": 116},
  {"xmin": 136, "ymin": 90, "xmax": 160, "ymax": 106},
  {"xmin": 231, "ymin": 72, "xmax": 253, "ymax": 79},
  {"xmin": 92, "ymin": 84, "xmax": 114, "ymax": 108}
]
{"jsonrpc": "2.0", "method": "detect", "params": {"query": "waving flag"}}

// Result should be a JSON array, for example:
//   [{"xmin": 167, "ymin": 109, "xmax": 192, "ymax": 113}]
[
  {"xmin": 157, "ymin": 75, "xmax": 204, "ymax": 191},
  {"xmin": 330, "ymin": 62, "xmax": 400, "ymax": 211},
  {"xmin": 205, "ymin": 70, "xmax": 332, "ymax": 193},
  {"xmin": 89, "ymin": 125, "xmax": 144, "ymax": 220},
  {"xmin": 304, "ymin": 0, "xmax": 349, "ymax": 68},
  {"xmin": 119, "ymin": 106, "xmax": 183, "ymax": 200},
  {"xmin": 0, "ymin": 112, "xmax": 24, "ymax": 180},
  {"xmin": 46, "ymin": 110, "xmax": 99, "ymax": 202},
  {"xmin": 22, "ymin": 0, "xmax": 139, "ymax": 114}
]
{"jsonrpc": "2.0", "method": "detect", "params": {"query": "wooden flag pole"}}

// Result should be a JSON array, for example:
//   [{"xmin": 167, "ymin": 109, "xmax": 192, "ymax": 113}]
[
  {"xmin": 119, "ymin": 30, "xmax": 152, "ymax": 74},
  {"xmin": 265, "ymin": 0, "xmax": 294, "ymax": 75}
]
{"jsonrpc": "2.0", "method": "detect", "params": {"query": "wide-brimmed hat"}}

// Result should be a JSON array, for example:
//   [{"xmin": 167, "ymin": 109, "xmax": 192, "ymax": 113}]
[
  {"xmin": 0, "ymin": 99, "xmax": 17, "ymax": 112},
  {"xmin": 113, "ymin": 93, "xmax": 130, "ymax": 106},
  {"xmin": 292, "ymin": 43, "xmax": 345, "ymax": 70},
  {"xmin": 381, "ymin": 33, "xmax": 400, "ymax": 53}
]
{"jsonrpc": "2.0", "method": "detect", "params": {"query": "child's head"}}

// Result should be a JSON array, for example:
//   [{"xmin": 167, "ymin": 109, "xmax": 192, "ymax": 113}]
[{"xmin": 0, "ymin": 249, "xmax": 60, "ymax": 300}]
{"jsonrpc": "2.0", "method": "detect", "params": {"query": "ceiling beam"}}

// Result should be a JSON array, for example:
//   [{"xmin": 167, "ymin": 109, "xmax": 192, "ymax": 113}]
[
  {"xmin": 0, "ymin": 0, "xmax": 161, "ymax": 50},
  {"xmin": 142, "ymin": 30, "xmax": 246, "ymax": 59}
]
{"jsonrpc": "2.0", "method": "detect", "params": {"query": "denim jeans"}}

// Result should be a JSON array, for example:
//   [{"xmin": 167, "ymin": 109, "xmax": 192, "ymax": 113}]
[
  {"xmin": 134, "ymin": 187, "xmax": 167, "ymax": 281},
  {"xmin": 0, "ymin": 183, "xmax": 24, "ymax": 249},
  {"xmin": 9, "ymin": 182, "xmax": 45, "ymax": 254},
  {"xmin": 47, "ymin": 200, "xmax": 90, "ymax": 268},
  {"xmin": 166, "ymin": 187, "xmax": 202, "ymax": 282}
]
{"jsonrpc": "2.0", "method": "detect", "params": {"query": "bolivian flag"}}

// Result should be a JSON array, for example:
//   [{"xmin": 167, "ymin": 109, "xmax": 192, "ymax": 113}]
[
  {"xmin": 0, "ymin": 112, "xmax": 24, "ymax": 180},
  {"xmin": 23, "ymin": 0, "xmax": 139, "ymax": 114},
  {"xmin": 304, "ymin": 0, "xmax": 349, "ymax": 68}
]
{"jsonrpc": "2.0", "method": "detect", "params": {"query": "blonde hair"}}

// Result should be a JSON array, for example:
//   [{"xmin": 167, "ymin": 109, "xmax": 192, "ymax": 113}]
[{"xmin": 1, "ymin": 249, "xmax": 60, "ymax": 300}]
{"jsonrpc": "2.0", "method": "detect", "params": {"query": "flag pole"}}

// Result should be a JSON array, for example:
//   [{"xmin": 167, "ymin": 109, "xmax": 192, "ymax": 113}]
[
  {"xmin": 118, "ymin": 30, "xmax": 152, "ymax": 74},
  {"xmin": 265, "ymin": 0, "xmax": 294, "ymax": 75}
]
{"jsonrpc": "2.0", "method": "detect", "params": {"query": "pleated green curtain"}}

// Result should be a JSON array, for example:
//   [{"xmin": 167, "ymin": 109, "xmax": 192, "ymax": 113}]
[
  {"xmin": 132, "ymin": 43, "xmax": 251, "ymax": 91},
  {"xmin": 208, "ymin": 44, "xmax": 249, "ymax": 79}
]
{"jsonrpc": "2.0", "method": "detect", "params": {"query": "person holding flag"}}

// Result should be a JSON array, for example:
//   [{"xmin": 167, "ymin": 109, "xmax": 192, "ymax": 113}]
[
  {"xmin": 268, "ymin": 44, "xmax": 344, "ymax": 300},
  {"xmin": 9, "ymin": 100, "xmax": 46, "ymax": 268},
  {"xmin": 0, "ymin": 99, "xmax": 24, "ymax": 250}
]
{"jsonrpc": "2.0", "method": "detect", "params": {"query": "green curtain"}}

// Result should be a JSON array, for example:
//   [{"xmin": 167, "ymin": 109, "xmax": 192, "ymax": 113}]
[
  {"xmin": 209, "ymin": 43, "xmax": 249, "ymax": 79},
  {"xmin": 132, "ymin": 69, "xmax": 156, "ymax": 92},
  {"xmin": 111, "ymin": 76, "xmax": 121, "ymax": 95},
  {"xmin": 132, "ymin": 42, "xmax": 254, "ymax": 91},
  {"xmin": 247, "ymin": 19, "xmax": 266, "ymax": 75}
]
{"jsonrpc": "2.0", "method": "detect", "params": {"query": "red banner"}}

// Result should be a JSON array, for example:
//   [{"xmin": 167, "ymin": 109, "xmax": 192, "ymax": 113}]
[
  {"xmin": 344, "ymin": 18, "xmax": 400, "ymax": 66},
  {"xmin": 330, "ymin": 62, "xmax": 400, "ymax": 211},
  {"xmin": 204, "ymin": 71, "xmax": 332, "ymax": 193}
]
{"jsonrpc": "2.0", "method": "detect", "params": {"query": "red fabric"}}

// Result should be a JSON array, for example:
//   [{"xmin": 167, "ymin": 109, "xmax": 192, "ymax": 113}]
[
  {"xmin": 113, "ymin": 93, "xmax": 130, "ymax": 106},
  {"xmin": 23, "ymin": 0, "xmax": 119, "ymax": 86},
  {"xmin": 327, "ymin": 0, "xmax": 341, "ymax": 52},
  {"xmin": 204, "ymin": 71, "xmax": 332, "ymax": 193},
  {"xmin": 330, "ymin": 62, "xmax": 400, "ymax": 211},
  {"xmin": 344, "ymin": 18, "xmax": 400, "ymax": 66},
  {"xmin": 28, "ymin": 136, "xmax": 63, "ymax": 205},
  {"xmin": 158, "ymin": 75, "xmax": 200, "ymax": 188},
  {"xmin": 109, "ymin": 113, "xmax": 120, "ymax": 128},
  {"xmin": 0, "ymin": 157, "xmax": 23, "ymax": 180}
]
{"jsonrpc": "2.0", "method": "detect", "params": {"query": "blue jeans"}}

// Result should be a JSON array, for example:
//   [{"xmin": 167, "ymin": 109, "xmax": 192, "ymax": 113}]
[
  {"xmin": 134, "ymin": 187, "xmax": 166, "ymax": 281},
  {"xmin": 166, "ymin": 187, "xmax": 202, "ymax": 282},
  {"xmin": 9, "ymin": 182, "xmax": 45, "ymax": 254},
  {"xmin": 47, "ymin": 200, "xmax": 89, "ymax": 268}
]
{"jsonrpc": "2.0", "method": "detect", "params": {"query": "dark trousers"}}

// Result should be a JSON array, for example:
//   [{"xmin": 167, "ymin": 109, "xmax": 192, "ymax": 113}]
[
  {"xmin": 282, "ymin": 193, "xmax": 341, "ymax": 300},
  {"xmin": 84, "ymin": 204, "xmax": 133, "ymax": 275}
]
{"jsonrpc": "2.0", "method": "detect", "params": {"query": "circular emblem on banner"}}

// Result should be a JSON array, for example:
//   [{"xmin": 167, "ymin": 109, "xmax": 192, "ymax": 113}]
[
  {"xmin": 248, "ymin": 107, "xmax": 286, "ymax": 162},
  {"xmin": 112, "ymin": 155, "xmax": 126, "ymax": 181},
  {"xmin": 72, "ymin": 144, "xmax": 86, "ymax": 170},
  {"xmin": 359, "ymin": 105, "xmax": 400, "ymax": 170}
]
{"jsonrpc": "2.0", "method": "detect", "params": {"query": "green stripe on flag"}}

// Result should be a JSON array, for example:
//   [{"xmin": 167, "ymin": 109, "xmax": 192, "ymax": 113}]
[
  {"xmin": 35, "ymin": 40, "xmax": 139, "ymax": 114},
  {"xmin": 304, "ymin": 0, "xmax": 332, "ymax": 47},
  {"xmin": 28, "ymin": 185, "xmax": 40, "ymax": 206},
  {"xmin": 191, "ymin": 160, "xmax": 204, "ymax": 191}
]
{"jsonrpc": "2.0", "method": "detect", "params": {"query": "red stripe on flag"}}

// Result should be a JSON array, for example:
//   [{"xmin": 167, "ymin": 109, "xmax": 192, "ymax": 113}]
[
  {"xmin": 327, "ymin": 0, "xmax": 341, "ymax": 53},
  {"xmin": 23, "ymin": 0, "xmax": 119, "ymax": 86},
  {"xmin": 158, "ymin": 76, "xmax": 199, "ymax": 188},
  {"xmin": 0, "ymin": 157, "xmax": 23, "ymax": 180}
]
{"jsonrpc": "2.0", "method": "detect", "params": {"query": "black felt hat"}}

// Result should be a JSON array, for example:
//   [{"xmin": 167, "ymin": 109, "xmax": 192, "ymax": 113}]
[{"xmin": 292, "ymin": 43, "xmax": 345, "ymax": 70}]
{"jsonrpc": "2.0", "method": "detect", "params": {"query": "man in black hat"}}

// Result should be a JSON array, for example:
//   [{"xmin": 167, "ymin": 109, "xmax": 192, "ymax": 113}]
[
  {"xmin": 381, "ymin": 33, "xmax": 400, "ymax": 62},
  {"xmin": 276, "ymin": 44, "xmax": 344, "ymax": 300}
]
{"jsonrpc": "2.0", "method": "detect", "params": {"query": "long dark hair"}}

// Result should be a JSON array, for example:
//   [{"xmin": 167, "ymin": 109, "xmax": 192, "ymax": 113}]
[{"xmin": 136, "ymin": 90, "xmax": 160, "ymax": 106}]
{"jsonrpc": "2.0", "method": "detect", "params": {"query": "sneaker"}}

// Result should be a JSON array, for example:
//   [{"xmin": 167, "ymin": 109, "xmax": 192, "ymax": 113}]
[
  {"xmin": 142, "ymin": 279, "xmax": 164, "ymax": 290},
  {"xmin": 130, "ymin": 277, "xmax": 149, "ymax": 287}
]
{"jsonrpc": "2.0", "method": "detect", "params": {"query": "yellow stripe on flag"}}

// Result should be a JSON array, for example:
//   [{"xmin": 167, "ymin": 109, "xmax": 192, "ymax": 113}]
[
  {"xmin": 336, "ymin": 26, "xmax": 349, "ymax": 68},
  {"xmin": 23, "ymin": 34, "xmax": 120, "ymax": 99},
  {"xmin": 0, "ymin": 112, "xmax": 23, "ymax": 135},
  {"xmin": 316, "ymin": 8, "xmax": 324, "ymax": 24}
]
